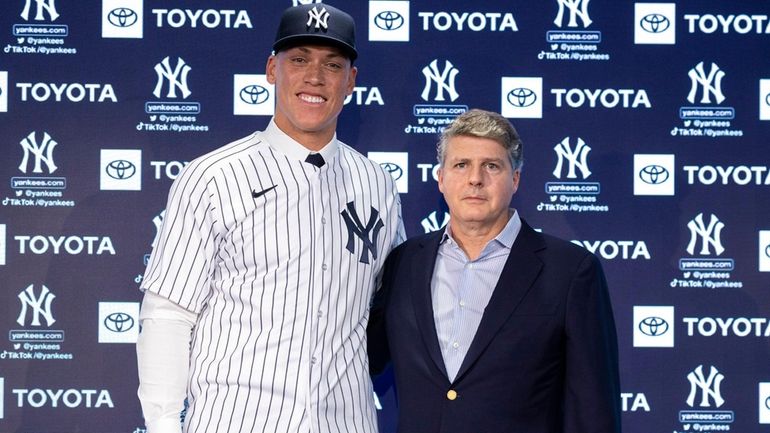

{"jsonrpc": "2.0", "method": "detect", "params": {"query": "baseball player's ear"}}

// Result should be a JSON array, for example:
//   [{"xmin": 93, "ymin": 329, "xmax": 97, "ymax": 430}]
[
  {"xmin": 266, "ymin": 55, "xmax": 277, "ymax": 84},
  {"xmin": 346, "ymin": 66, "xmax": 357, "ymax": 95}
]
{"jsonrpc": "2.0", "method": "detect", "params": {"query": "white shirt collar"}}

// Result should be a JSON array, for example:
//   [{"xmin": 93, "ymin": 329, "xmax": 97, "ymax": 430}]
[
  {"xmin": 262, "ymin": 119, "xmax": 339, "ymax": 163},
  {"xmin": 441, "ymin": 209, "xmax": 522, "ymax": 250}
]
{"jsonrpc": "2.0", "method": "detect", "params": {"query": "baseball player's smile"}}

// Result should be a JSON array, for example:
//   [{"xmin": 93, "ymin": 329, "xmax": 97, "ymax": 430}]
[{"xmin": 298, "ymin": 93, "xmax": 326, "ymax": 104}]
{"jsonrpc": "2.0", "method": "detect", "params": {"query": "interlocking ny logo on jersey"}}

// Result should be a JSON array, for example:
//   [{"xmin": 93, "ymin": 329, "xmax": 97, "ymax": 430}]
[
  {"xmin": 688, "ymin": 62, "xmax": 725, "ymax": 104},
  {"xmin": 153, "ymin": 56, "xmax": 192, "ymax": 99},
  {"xmin": 686, "ymin": 365, "xmax": 725, "ymax": 408},
  {"xmin": 340, "ymin": 202, "xmax": 384, "ymax": 264},
  {"xmin": 307, "ymin": 6, "xmax": 330, "ymax": 29}
]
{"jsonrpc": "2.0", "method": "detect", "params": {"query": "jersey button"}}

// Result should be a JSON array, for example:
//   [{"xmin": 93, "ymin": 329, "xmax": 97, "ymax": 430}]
[
  {"xmin": 322, "ymin": 264, "xmax": 328, "ymax": 271},
  {"xmin": 311, "ymin": 357, "xmax": 318, "ymax": 364},
  {"xmin": 446, "ymin": 390, "xmax": 458, "ymax": 400},
  {"xmin": 321, "ymin": 217, "xmax": 327, "ymax": 224},
  {"xmin": 317, "ymin": 310, "xmax": 324, "ymax": 318}
]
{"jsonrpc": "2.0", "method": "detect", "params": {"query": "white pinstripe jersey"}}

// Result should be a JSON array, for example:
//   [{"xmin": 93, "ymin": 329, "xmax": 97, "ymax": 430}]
[{"xmin": 142, "ymin": 120, "xmax": 405, "ymax": 433}]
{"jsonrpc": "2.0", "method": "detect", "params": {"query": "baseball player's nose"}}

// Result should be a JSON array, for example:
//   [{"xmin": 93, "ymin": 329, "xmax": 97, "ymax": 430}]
[{"xmin": 304, "ymin": 64, "xmax": 325, "ymax": 85}]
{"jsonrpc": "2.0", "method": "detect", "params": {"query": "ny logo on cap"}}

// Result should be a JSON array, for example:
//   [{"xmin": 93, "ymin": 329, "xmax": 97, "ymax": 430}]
[{"xmin": 307, "ymin": 6, "xmax": 330, "ymax": 29}]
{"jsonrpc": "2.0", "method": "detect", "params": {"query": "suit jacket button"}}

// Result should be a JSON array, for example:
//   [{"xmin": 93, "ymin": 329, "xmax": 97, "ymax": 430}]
[{"xmin": 446, "ymin": 390, "xmax": 458, "ymax": 401}]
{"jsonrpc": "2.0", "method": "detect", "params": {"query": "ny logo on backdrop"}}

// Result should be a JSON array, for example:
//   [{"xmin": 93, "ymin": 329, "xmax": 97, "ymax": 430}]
[
  {"xmin": 421, "ymin": 59, "xmax": 459, "ymax": 102},
  {"xmin": 421, "ymin": 211, "xmax": 450, "ymax": 233},
  {"xmin": 17, "ymin": 284, "xmax": 56, "ymax": 327},
  {"xmin": 151, "ymin": 210, "xmax": 166, "ymax": 249},
  {"xmin": 686, "ymin": 365, "xmax": 725, "ymax": 408},
  {"xmin": 553, "ymin": 137, "xmax": 591, "ymax": 179},
  {"xmin": 21, "ymin": 0, "xmax": 59, "ymax": 21},
  {"xmin": 554, "ymin": 0, "xmax": 591, "ymax": 28},
  {"xmin": 19, "ymin": 132, "xmax": 58, "ymax": 174},
  {"xmin": 153, "ymin": 57, "xmax": 192, "ymax": 99},
  {"xmin": 687, "ymin": 62, "xmax": 725, "ymax": 104},
  {"xmin": 307, "ymin": 6, "xmax": 330, "ymax": 29},
  {"xmin": 686, "ymin": 213, "xmax": 725, "ymax": 256},
  {"xmin": 341, "ymin": 202, "xmax": 384, "ymax": 264}
]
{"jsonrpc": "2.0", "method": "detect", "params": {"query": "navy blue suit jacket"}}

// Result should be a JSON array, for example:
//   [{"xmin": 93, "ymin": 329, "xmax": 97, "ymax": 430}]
[{"xmin": 368, "ymin": 220, "xmax": 621, "ymax": 433}]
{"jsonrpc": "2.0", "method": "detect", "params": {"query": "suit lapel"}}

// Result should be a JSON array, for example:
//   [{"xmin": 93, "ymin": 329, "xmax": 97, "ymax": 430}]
[
  {"xmin": 410, "ymin": 231, "xmax": 449, "ymax": 380},
  {"xmin": 453, "ymin": 221, "xmax": 545, "ymax": 382}
]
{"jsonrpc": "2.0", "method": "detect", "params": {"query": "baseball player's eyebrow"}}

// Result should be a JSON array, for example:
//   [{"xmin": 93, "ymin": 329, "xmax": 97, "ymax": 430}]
[{"xmin": 290, "ymin": 45, "xmax": 348, "ymax": 60}]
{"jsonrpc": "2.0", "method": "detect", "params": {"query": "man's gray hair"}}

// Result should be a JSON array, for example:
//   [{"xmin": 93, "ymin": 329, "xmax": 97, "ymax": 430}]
[{"xmin": 437, "ymin": 109, "xmax": 524, "ymax": 171}]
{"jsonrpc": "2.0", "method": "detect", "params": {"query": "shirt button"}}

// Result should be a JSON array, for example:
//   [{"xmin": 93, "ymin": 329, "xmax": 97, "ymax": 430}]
[
  {"xmin": 446, "ymin": 390, "xmax": 458, "ymax": 401},
  {"xmin": 459, "ymin": 300, "xmax": 466, "ymax": 308},
  {"xmin": 452, "ymin": 342, "xmax": 460, "ymax": 349},
  {"xmin": 466, "ymin": 263, "xmax": 473, "ymax": 269}
]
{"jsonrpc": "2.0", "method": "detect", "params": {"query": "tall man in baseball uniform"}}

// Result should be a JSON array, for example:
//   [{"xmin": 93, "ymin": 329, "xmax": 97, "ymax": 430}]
[
  {"xmin": 368, "ymin": 109, "xmax": 621, "ymax": 433},
  {"xmin": 136, "ymin": 4, "xmax": 404, "ymax": 433}
]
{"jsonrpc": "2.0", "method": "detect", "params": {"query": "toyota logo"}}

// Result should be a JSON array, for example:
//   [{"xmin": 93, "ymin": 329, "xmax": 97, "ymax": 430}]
[
  {"xmin": 374, "ymin": 11, "xmax": 404, "ymax": 31},
  {"xmin": 104, "ymin": 312, "xmax": 135, "ymax": 333},
  {"xmin": 639, "ymin": 316, "xmax": 669, "ymax": 336},
  {"xmin": 639, "ymin": 164, "xmax": 669, "ymax": 185},
  {"xmin": 765, "ymin": 92, "xmax": 770, "ymax": 107},
  {"xmin": 106, "ymin": 160, "xmax": 137, "ymax": 180},
  {"xmin": 108, "ymin": 8, "xmax": 138, "ymax": 28},
  {"xmin": 240, "ymin": 85, "xmax": 270, "ymax": 105},
  {"xmin": 379, "ymin": 162, "xmax": 403, "ymax": 180},
  {"xmin": 640, "ymin": 14, "xmax": 670, "ymax": 34},
  {"xmin": 765, "ymin": 243, "xmax": 770, "ymax": 258},
  {"xmin": 507, "ymin": 87, "xmax": 537, "ymax": 108}
]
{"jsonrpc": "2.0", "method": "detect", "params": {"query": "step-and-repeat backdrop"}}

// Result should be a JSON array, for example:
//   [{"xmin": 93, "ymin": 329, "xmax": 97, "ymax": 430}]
[{"xmin": 2, "ymin": 0, "xmax": 770, "ymax": 432}]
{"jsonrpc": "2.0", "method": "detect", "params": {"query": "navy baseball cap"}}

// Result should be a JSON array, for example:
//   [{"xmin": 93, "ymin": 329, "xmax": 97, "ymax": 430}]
[{"xmin": 273, "ymin": 3, "xmax": 358, "ymax": 61}]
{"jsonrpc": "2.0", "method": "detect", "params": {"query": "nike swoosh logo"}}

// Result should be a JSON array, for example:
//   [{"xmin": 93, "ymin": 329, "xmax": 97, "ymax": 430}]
[{"xmin": 252, "ymin": 185, "xmax": 277, "ymax": 199}]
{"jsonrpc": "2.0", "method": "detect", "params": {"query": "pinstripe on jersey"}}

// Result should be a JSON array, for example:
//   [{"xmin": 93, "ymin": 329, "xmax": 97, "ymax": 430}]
[{"xmin": 142, "ymin": 120, "xmax": 405, "ymax": 433}]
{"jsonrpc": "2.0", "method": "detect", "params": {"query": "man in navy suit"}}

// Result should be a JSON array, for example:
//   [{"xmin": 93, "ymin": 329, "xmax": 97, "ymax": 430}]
[{"xmin": 368, "ymin": 109, "xmax": 621, "ymax": 433}]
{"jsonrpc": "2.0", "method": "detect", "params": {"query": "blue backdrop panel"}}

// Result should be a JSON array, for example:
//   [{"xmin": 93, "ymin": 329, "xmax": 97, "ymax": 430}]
[{"xmin": 1, "ymin": 1, "xmax": 769, "ymax": 432}]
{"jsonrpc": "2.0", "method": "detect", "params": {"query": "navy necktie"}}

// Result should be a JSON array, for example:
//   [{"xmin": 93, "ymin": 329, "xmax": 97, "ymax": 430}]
[{"xmin": 305, "ymin": 153, "xmax": 325, "ymax": 168}]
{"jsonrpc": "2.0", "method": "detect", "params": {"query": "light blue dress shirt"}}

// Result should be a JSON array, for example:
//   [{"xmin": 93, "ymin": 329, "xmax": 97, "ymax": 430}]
[{"xmin": 431, "ymin": 210, "xmax": 522, "ymax": 382}]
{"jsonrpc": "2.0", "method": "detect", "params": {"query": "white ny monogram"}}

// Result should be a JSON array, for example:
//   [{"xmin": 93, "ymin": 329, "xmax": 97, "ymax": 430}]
[{"xmin": 307, "ymin": 6, "xmax": 330, "ymax": 29}]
